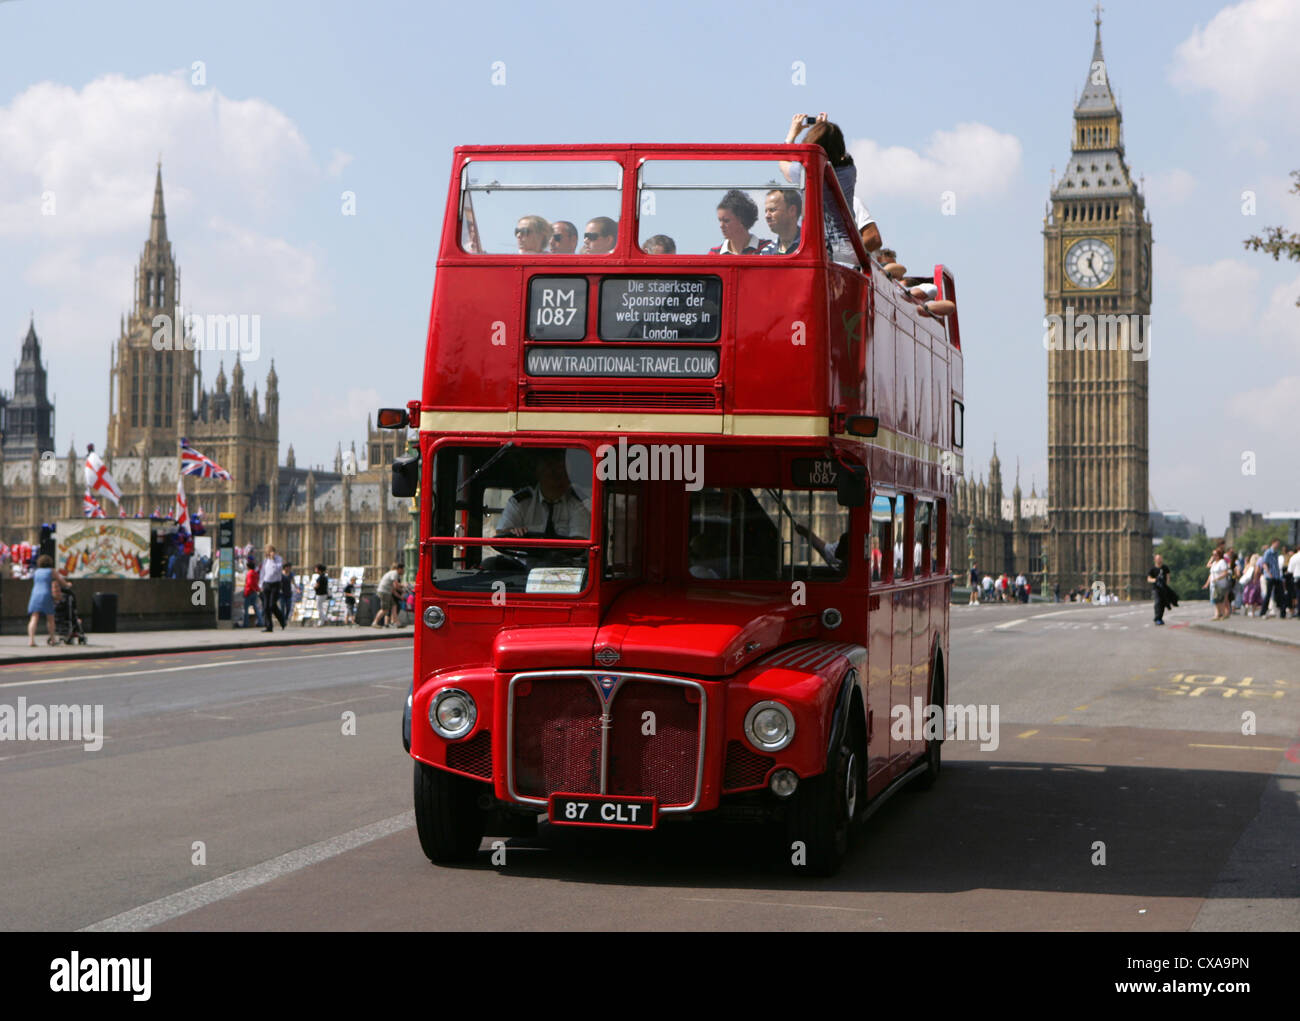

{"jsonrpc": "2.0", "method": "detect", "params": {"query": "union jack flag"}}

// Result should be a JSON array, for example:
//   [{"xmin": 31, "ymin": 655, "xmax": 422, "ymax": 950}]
[
  {"xmin": 84, "ymin": 490, "xmax": 106, "ymax": 518},
  {"xmin": 181, "ymin": 438, "xmax": 232, "ymax": 480}
]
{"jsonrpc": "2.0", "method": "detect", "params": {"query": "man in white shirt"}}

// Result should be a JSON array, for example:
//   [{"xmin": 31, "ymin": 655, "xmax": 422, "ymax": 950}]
[
  {"xmin": 495, "ymin": 450, "xmax": 590, "ymax": 539},
  {"xmin": 259, "ymin": 545, "xmax": 287, "ymax": 631}
]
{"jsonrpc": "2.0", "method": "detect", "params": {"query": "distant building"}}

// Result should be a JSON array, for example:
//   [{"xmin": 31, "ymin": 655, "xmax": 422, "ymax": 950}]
[
  {"xmin": 2, "ymin": 166, "xmax": 413, "ymax": 577},
  {"xmin": 1225, "ymin": 509, "xmax": 1300, "ymax": 548},
  {"xmin": 1150, "ymin": 510, "xmax": 1205, "ymax": 543}
]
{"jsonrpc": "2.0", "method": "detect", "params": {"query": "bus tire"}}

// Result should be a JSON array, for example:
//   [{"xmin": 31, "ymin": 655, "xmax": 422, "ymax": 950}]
[
  {"xmin": 917, "ymin": 662, "xmax": 944, "ymax": 791},
  {"xmin": 785, "ymin": 728, "xmax": 861, "ymax": 877},
  {"xmin": 413, "ymin": 761, "xmax": 486, "ymax": 864}
]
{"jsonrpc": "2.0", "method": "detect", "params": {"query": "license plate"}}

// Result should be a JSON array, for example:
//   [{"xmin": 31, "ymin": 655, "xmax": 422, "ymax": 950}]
[{"xmin": 548, "ymin": 793, "xmax": 657, "ymax": 830}]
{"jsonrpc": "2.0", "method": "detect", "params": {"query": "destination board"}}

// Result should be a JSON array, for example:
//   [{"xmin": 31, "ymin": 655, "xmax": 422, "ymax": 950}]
[
  {"xmin": 527, "ymin": 277, "xmax": 588, "ymax": 340},
  {"xmin": 598, "ymin": 276, "xmax": 722, "ymax": 341}
]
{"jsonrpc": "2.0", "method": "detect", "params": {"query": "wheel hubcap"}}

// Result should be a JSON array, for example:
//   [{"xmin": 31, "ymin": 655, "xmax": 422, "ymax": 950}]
[{"xmin": 843, "ymin": 749, "xmax": 858, "ymax": 819}]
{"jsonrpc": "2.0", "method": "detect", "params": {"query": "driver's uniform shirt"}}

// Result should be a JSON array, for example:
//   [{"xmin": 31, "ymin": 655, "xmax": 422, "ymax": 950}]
[{"xmin": 494, "ymin": 486, "xmax": 590, "ymax": 538}]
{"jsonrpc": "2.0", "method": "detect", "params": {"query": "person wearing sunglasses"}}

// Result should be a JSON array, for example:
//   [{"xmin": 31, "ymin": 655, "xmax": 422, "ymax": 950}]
[
  {"xmin": 550, "ymin": 220, "xmax": 578, "ymax": 254},
  {"xmin": 515, "ymin": 215, "xmax": 551, "ymax": 254},
  {"xmin": 580, "ymin": 217, "xmax": 618, "ymax": 255}
]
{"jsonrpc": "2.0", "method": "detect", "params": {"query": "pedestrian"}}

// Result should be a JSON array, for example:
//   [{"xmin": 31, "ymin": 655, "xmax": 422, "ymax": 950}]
[
  {"xmin": 26, "ymin": 553, "xmax": 62, "ymax": 646},
  {"xmin": 313, "ymin": 563, "xmax": 330, "ymax": 627},
  {"xmin": 1260, "ymin": 540, "xmax": 1287, "ymax": 619},
  {"xmin": 1205, "ymin": 549, "xmax": 1231, "ymax": 620},
  {"xmin": 372, "ymin": 562, "xmax": 404, "ymax": 628},
  {"xmin": 968, "ymin": 564, "xmax": 980, "ymax": 606},
  {"xmin": 259, "ymin": 544, "xmax": 288, "ymax": 631},
  {"xmin": 1239, "ymin": 553, "xmax": 1260, "ymax": 617},
  {"xmin": 1289, "ymin": 546, "xmax": 1300, "ymax": 621},
  {"xmin": 243, "ymin": 555, "xmax": 263, "ymax": 627},
  {"xmin": 343, "ymin": 576, "xmax": 356, "ymax": 626},
  {"xmin": 1147, "ymin": 553, "xmax": 1177, "ymax": 625},
  {"xmin": 281, "ymin": 561, "xmax": 297, "ymax": 625}
]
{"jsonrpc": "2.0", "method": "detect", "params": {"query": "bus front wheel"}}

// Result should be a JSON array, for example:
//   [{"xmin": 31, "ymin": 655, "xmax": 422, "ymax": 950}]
[
  {"xmin": 413, "ymin": 761, "xmax": 486, "ymax": 864},
  {"xmin": 785, "ymin": 730, "xmax": 861, "ymax": 877}
]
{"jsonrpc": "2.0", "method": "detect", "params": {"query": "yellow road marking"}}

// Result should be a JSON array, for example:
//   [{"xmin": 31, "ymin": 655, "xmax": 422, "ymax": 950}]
[
  {"xmin": 1017, "ymin": 729, "xmax": 1039, "ymax": 738},
  {"xmin": 1074, "ymin": 704, "xmax": 1089, "ymax": 711},
  {"xmin": 1052, "ymin": 715, "xmax": 1069, "ymax": 723}
]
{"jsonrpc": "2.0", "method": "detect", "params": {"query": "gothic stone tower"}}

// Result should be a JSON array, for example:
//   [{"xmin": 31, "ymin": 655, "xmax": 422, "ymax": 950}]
[
  {"xmin": 107, "ymin": 163, "xmax": 195, "ymax": 459},
  {"xmin": 2, "ymin": 319, "xmax": 56, "ymax": 459},
  {"xmin": 1044, "ymin": 15, "xmax": 1153, "ymax": 598}
]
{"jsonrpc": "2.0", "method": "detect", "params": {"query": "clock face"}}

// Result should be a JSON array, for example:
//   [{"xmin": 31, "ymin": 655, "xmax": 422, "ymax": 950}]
[{"xmin": 1064, "ymin": 238, "xmax": 1115, "ymax": 288}]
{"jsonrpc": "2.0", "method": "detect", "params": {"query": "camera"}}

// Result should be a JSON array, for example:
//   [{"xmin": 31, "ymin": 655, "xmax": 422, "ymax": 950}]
[{"xmin": 802, "ymin": 115, "xmax": 816, "ymax": 126}]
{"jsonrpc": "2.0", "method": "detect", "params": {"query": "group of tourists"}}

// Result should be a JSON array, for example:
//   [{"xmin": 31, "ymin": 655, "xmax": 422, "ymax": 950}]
[{"xmin": 1210, "ymin": 540, "xmax": 1300, "ymax": 620}]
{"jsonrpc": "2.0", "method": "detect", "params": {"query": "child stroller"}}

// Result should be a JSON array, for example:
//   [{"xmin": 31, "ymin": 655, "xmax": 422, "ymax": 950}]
[{"xmin": 55, "ymin": 584, "xmax": 88, "ymax": 645}]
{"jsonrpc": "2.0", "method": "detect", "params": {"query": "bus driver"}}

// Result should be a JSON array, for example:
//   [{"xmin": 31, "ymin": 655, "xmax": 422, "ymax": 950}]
[{"xmin": 494, "ymin": 450, "xmax": 591, "ymax": 538}]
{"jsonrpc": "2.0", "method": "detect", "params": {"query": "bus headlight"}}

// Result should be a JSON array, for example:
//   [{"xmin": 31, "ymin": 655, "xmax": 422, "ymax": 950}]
[
  {"xmin": 821, "ymin": 607, "xmax": 843, "ymax": 629},
  {"xmin": 429, "ymin": 689, "xmax": 476, "ymax": 739},
  {"xmin": 423, "ymin": 605, "xmax": 446, "ymax": 629},
  {"xmin": 745, "ymin": 700, "xmax": 795, "ymax": 752}
]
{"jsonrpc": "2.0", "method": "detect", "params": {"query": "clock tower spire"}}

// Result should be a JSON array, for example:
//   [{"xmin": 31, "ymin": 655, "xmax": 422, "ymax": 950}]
[{"xmin": 1044, "ymin": 16, "xmax": 1153, "ymax": 599}]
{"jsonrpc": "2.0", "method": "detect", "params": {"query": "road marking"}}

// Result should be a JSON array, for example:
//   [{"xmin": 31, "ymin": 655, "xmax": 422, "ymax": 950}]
[
  {"xmin": 993, "ymin": 619, "xmax": 1025, "ymax": 630},
  {"xmin": 1189, "ymin": 744, "xmax": 1287, "ymax": 752},
  {"xmin": 1017, "ymin": 729, "xmax": 1039, "ymax": 738},
  {"xmin": 1037, "ymin": 735, "xmax": 1093, "ymax": 742},
  {"xmin": 681, "ymin": 897, "xmax": 877, "ymax": 914},
  {"xmin": 1074, "ymin": 704, "xmax": 1089, "ymax": 711},
  {"xmin": 1051, "ymin": 715, "xmax": 1069, "ymax": 723},
  {"xmin": 0, "ymin": 646, "xmax": 403, "ymax": 691},
  {"xmin": 78, "ymin": 811, "xmax": 415, "ymax": 932}
]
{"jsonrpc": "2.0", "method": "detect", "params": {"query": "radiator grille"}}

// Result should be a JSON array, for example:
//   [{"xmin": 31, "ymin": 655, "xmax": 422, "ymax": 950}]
[
  {"xmin": 723, "ymin": 740, "xmax": 774, "ymax": 791},
  {"xmin": 445, "ymin": 730, "xmax": 493, "ymax": 779},
  {"xmin": 607, "ymin": 682, "xmax": 701, "ymax": 806},
  {"xmin": 512, "ymin": 678, "xmax": 602, "ymax": 798}
]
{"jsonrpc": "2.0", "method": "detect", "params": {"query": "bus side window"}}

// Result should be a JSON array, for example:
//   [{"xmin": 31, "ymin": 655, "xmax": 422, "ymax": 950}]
[
  {"xmin": 871, "ymin": 493, "xmax": 892, "ymax": 583},
  {"xmin": 603, "ymin": 485, "xmax": 641, "ymax": 580},
  {"xmin": 933, "ymin": 499, "xmax": 945, "ymax": 573},
  {"xmin": 915, "ymin": 500, "xmax": 932, "ymax": 575},
  {"xmin": 894, "ymin": 495, "xmax": 908, "ymax": 580}
]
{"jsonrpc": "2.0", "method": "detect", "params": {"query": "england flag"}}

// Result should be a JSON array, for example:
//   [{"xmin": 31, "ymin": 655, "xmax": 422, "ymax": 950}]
[
  {"xmin": 174, "ymin": 475, "xmax": 189, "ymax": 526},
  {"xmin": 84, "ymin": 444, "xmax": 123, "ymax": 505}
]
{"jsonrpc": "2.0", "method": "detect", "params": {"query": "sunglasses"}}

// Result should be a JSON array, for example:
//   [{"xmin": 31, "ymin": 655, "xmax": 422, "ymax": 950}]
[
  {"xmin": 583, "ymin": 232, "xmax": 604, "ymax": 241},
  {"xmin": 514, "ymin": 227, "xmax": 535, "ymax": 236}
]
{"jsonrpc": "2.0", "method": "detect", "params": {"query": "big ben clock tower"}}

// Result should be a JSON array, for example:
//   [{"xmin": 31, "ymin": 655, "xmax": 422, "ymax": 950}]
[{"xmin": 1044, "ymin": 9, "xmax": 1153, "ymax": 598}]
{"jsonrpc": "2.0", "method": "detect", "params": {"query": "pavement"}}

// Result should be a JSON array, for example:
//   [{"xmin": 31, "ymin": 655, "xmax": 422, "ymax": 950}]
[
  {"xmin": 0, "ymin": 621, "xmax": 412, "ymax": 665},
  {"xmin": 1185, "ymin": 609, "xmax": 1300, "ymax": 649}
]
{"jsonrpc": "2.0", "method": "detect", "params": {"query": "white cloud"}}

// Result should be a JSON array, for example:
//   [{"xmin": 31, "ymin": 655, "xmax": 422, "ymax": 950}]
[
  {"xmin": 1228, "ymin": 374, "xmax": 1300, "ymax": 428},
  {"xmin": 188, "ymin": 217, "xmax": 332, "ymax": 321},
  {"xmin": 1145, "ymin": 169, "xmax": 1197, "ymax": 207},
  {"xmin": 1169, "ymin": 0, "xmax": 1300, "ymax": 119},
  {"xmin": 1172, "ymin": 257, "xmax": 1260, "ymax": 334},
  {"xmin": 849, "ymin": 122, "xmax": 1022, "ymax": 202},
  {"xmin": 326, "ymin": 149, "xmax": 354, "ymax": 177},
  {"xmin": 0, "ymin": 72, "xmax": 315, "ymax": 239}
]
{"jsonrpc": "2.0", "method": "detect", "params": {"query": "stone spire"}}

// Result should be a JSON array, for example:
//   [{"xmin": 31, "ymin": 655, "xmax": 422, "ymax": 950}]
[{"xmin": 150, "ymin": 160, "xmax": 168, "ymax": 246}]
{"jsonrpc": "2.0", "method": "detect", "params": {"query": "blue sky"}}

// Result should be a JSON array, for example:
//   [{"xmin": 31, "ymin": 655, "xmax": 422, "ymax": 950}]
[{"xmin": 1, "ymin": 0, "xmax": 1297, "ymax": 534}]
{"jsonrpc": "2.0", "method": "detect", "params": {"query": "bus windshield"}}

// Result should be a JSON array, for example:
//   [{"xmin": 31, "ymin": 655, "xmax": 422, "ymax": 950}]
[
  {"xmin": 637, "ymin": 158, "xmax": 808, "ymax": 256},
  {"xmin": 458, "ymin": 160, "xmax": 623, "ymax": 256},
  {"xmin": 431, "ymin": 444, "xmax": 594, "ymax": 593}
]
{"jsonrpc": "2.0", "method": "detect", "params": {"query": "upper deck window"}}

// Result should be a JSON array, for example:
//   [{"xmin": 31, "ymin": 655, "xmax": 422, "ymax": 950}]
[
  {"xmin": 458, "ymin": 160, "xmax": 623, "ymax": 256},
  {"xmin": 636, "ymin": 159, "xmax": 807, "ymax": 257}
]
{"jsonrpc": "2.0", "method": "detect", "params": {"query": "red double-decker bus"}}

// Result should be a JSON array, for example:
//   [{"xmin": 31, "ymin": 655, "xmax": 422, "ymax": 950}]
[{"xmin": 385, "ymin": 142, "xmax": 964, "ymax": 875}]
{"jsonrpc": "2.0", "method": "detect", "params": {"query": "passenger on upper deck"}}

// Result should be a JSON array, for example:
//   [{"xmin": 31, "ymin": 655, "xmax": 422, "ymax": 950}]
[
  {"xmin": 581, "ymin": 217, "xmax": 618, "ymax": 255},
  {"xmin": 710, "ymin": 190, "xmax": 772, "ymax": 255},
  {"xmin": 782, "ymin": 112, "xmax": 882, "ymax": 254},
  {"xmin": 761, "ymin": 188, "xmax": 801, "ymax": 255},
  {"xmin": 494, "ymin": 449, "xmax": 591, "ymax": 539},
  {"xmin": 643, "ymin": 234, "xmax": 676, "ymax": 255},
  {"xmin": 550, "ymin": 220, "xmax": 578, "ymax": 254},
  {"xmin": 515, "ymin": 215, "xmax": 551, "ymax": 254}
]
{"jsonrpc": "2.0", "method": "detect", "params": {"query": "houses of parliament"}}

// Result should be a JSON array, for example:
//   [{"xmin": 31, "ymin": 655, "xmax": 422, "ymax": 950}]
[
  {"xmin": 0, "ymin": 166, "xmax": 413, "ymax": 576},
  {"xmin": 1, "ymin": 18, "xmax": 1153, "ymax": 596}
]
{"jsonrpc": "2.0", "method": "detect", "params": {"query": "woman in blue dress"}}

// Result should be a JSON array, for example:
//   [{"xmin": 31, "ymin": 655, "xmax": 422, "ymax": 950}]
[{"xmin": 26, "ymin": 553, "xmax": 61, "ymax": 646}]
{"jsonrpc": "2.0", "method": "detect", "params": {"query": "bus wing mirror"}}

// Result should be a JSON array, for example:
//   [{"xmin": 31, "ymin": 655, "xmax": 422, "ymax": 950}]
[
  {"xmin": 836, "ymin": 464, "xmax": 867, "ymax": 507},
  {"xmin": 377, "ymin": 407, "xmax": 409, "ymax": 429},
  {"xmin": 391, "ymin": 453, "xmax": 420, "ymax": 498}
]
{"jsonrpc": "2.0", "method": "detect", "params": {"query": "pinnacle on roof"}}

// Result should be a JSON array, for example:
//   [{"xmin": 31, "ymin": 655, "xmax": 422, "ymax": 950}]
[
  {"xmin": 1077, "ymin": 10, "xmax": 1118, "ymax": 114},
  {"xmin": 150, "ymin": 162, "xmax": 168, "ymax": 247}
]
